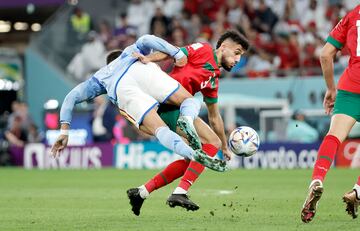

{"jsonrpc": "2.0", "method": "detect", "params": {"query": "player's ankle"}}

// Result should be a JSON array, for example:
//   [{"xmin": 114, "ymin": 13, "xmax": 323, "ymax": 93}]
[
  {"xmin": 353, "ymin": 184, "xmax": 360, "ymax": 200},
  {"xmin": 173, "ymin": 187, "xmax": 188, "ymax": 195},
  {"xmin": 309, "ymin": 179, "xmax": 323, "ymax": 188},
  {"xmin": 138, "ymin": 185, "xmax": 149, "ymax": 199}
]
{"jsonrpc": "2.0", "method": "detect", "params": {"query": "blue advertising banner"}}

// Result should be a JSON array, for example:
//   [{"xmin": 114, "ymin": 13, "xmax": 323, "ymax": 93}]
[
  {"xmin": 114, "ymin": 142, "xmax": 321, "ymax": 169},
  {"xmin": 114, "ymin": 142, "xmax": 181, "ymax": 169}
]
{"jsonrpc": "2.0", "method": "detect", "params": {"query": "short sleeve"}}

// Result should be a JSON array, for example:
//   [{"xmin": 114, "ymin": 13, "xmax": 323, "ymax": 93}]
[
  {"xmin": 180, "ymin": 43, "xmax": 210, "ymax": 62},
  {"xmin": 327, "ymin": 14, "xmax": 350, "ymax": 49}
]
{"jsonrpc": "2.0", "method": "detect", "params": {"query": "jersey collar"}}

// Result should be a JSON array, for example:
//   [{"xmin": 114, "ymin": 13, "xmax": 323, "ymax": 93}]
[{"xmin": 213, "ymin": 49, "xmax": 220, "ymax": 68}]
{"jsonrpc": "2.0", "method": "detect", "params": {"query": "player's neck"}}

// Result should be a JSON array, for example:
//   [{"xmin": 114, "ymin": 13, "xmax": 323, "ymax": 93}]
[{"xmin": 215, "ymin": 49, "xmax": 221, "ymax": 68}]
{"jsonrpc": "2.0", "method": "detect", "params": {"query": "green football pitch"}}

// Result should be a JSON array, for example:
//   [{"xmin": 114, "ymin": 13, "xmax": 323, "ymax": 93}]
[{"xmin": 0, "ymin": 168, "xmax": 358, "ymax": 231}]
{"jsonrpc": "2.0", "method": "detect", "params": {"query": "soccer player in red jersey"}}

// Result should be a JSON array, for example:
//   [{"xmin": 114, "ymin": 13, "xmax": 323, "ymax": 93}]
[
  {"xmin": 301, "ymin": 5, "xmax": 360, "ymax": 223},
  {"xmin": 127, "ymin": 31, "xmax": 249, "ymax": 215}
]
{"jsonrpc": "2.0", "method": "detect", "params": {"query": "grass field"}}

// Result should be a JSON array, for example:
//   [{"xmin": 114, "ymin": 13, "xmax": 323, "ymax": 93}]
[{"xmin": 0, "ymin": 168, "xmax": 359, "ymax": 231}]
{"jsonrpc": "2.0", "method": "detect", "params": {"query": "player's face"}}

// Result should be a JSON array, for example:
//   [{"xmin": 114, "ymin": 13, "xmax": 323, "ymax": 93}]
[{"xmin": 220, "ymin": 40, "xmax": 245, "ymax": 72}]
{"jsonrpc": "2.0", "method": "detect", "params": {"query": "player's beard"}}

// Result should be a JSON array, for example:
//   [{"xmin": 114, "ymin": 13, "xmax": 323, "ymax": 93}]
[{"xmin": 221, "ymin": 60, "xmax": 232, "ymax": 72}]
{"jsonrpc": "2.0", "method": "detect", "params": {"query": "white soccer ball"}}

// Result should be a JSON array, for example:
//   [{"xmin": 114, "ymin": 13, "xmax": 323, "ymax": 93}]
[{"xmin": 228, "ymin": 126, "xmax": 260, "ymax": 157}]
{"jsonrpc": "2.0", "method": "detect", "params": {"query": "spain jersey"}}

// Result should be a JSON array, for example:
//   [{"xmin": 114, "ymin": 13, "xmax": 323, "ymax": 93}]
[
  {"xmin": 327, "ymin": 4, "xmax": 360, "ymax": 93},
  {"xmin": 170, "ymin": 42, "xmax": 221, "ymax": 104}
]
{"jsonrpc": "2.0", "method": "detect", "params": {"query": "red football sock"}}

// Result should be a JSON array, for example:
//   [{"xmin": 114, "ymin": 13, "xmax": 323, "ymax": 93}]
[
  {"xmin": 312, "ymin": 135, "xmax": 340, "ymax": 182},
  {"xmin": 178, "ymin": 143, "xmax": 219, "ymax": 191},
  {"xmin": 144, "ymin": 159, "xmax": 190, "ymax": 193},
  {"xmin": 357, "ymin": 176, "xmax": 360, "ymax": 186}
]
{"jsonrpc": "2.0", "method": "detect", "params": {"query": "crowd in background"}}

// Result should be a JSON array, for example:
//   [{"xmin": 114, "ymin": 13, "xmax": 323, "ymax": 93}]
[{"xmin": 67, "ymin": 0, "xmax": 357, "ymax": 80}]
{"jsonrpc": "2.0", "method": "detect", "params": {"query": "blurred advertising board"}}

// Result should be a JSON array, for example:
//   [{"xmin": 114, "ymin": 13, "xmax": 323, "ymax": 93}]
[
  {"xmin": 10, "ymin": 143, "xmax": 113, "ymax": 169},
  {"xmin": 114, "ymin": 142, "xmax": 181, "ymax": 169},
  {"xmin": 336, "ymin": 139, "xmax": 360, "ymax": 168},
  {"xmin": 14, "ymin": 141, "xmax": 360, "ymax": 169},
  {"xmin": 229, "ymin": 142, "xmax": 321, "ymax": 169},
  {"xmin": 114, "ymin": 142, "xmax": 322, "ymax": 169}
]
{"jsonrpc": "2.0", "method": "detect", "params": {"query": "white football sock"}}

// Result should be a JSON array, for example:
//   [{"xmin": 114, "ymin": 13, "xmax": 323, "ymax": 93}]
[
  {"xmin": 138, "ymin": 185, "xmax": 149, "ymax": 199},
  {"xmin": 173, "ymin": 187, "xmax": 187, "ymax": 195},
  {"xmin": 309, "ymin": 179, "xmax": 323, "ymax": 188}
]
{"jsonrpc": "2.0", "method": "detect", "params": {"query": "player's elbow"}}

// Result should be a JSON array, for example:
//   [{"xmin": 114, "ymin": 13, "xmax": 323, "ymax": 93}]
[
  {"xmin": 320, "ymin": 44, "xmax": 337, "ymax": 62},
  {"xmin": 319, "ymin": 51, "xmax": 332, "ymax": 62},
  {"xmin": 136, "ymin": 35, "xmax": 154, "ymax": 47}
]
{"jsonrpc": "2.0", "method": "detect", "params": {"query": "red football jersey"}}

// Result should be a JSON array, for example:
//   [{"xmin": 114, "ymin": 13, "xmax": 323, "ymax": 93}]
[
  {"xmin": 170, "ymin": 42, "xmax": 221, "ymax": 104},
  {"xmin": 327, "ymin": 5, "xmax": 360, "ymax": 93}
]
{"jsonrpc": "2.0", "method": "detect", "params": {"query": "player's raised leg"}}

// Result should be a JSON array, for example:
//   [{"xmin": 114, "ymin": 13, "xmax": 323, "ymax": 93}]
[
  {"xmin": 343, "ymin": 176, "xmax": 360, "ymax": 219},
  {"xmin": 301, "ymin": 114, "xmax": 355, "ymax": 223},
  {"xmin": 165, "ymin": 85, "xmax": 202, "ymax": 150}
]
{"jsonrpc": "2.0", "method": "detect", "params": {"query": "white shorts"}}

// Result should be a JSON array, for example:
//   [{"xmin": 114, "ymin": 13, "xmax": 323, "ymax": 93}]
[{"xmin": 116, "ymin": 61, "xmax": 179, "ymax": 127}]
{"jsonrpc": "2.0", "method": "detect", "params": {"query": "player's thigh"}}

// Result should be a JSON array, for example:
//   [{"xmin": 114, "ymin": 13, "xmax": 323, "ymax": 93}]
[
  {"xmin": 330, "ymin": 90, "xmax": 360, "ymax": 141},
  {"xmin": 141, "ymin": 108, "xmax": 168, "ymax": 135},
  {"xmin": 165, "ymin": 84, "xmax": 193, "ymax": 106},
  {"xmin": 135, "ymin": 62, "xmax": 185, "ymax": 104},
  {"xmin": 158, "ymin": 104, "xmax": 180, "ymax": 132},
  {"xmin": 116, "ymin": 83, "xmax": 159, "ymax": 128},
  {"xmin": 328, "ymin": 114, "xmax": 356, "ymax": 142},
  {"xmin": 194, "ymin": 117, "xmax": 222, "ymax": 148}
]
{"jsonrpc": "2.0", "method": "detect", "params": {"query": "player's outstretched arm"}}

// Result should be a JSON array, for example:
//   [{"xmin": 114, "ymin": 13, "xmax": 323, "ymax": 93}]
[
  {"xmin": 51, "ymin": 78, "xmax": 106, "ymax": 157},
  {"xmin": 206, "ymin": 102, "xmax": 232, "ymax": 160},
  {"xmin": 135, "ymin": 34, "xmax": 187, "ymax": 66}
]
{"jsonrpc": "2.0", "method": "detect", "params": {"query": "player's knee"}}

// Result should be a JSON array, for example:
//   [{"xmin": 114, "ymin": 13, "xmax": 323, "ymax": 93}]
[
  {"xmin": 208, "ymin": 137, "xmax": 222, "ymax": 149},
  {"xmin": 326, "ymin": 131, "xmax": 345, "ymax": 143}
]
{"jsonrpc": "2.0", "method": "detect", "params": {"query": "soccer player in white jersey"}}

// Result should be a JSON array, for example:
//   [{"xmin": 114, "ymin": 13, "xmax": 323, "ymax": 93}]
[{"xmin": 50, "ymin": 35, "xmax": 227, "ymax": 172}]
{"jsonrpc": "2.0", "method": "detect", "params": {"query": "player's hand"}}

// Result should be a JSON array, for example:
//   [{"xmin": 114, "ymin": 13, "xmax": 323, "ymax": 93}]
[
  {"xmin": 175, "ymin": 55, "xmax": 187, "ymax": 67},
  {"xmin": 50, "ymin": 135, "xmax": 68, "ymax": 158},
  {"xmin": 132, "ymin": 52, "xmax": 150, "ymax": 64},
  {"xmin": 222, "ymin": 147, "xmax": 232, "ymax": 161},
  {"xmin": 323, "ymin": 88, "xmax": 336, "ymax": 115}
]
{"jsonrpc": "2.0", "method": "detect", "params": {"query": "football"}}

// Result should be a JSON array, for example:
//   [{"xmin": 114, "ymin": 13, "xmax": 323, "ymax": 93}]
[{"xmin": 228, "ymin": 126, "xmax": 260, "ymax": 157}]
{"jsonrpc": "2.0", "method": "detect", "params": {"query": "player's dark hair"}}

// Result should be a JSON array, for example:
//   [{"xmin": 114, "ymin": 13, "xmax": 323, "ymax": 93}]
[
  {"xmin": 106, "ymin": 50, "xmax": 123, "ymax": 64},
  {"xmin": 216, "ymin": 30, "xmax": 250, "ymax": 51}
]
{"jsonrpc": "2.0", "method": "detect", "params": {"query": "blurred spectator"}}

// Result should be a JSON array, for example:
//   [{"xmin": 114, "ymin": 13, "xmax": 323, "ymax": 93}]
[
  {"xmin": 113, "ymin": 13, "xmax": 138, "ymax": 48},
  {"xmin": 67, "ymin": 31, "xmax": 106, "ymax": 81},
  {"xmin": 70, "ymin": 7, "xmax": 92, "ymax": 41},
  {"xmin": 91, "ymin": 96, "xmax": 118, "ymax": 142},
  {"xmin": 300, "ymin": 0, "xmax": 328, "ymax": 38},
  {"xmin": 245, "ymin": 48, "xmax": 272, "ymax": 78},
  {"xmin": 286, "ymin": 110, "xmax": 319, "ymax": 143},
  {"xmin": 274, "ymin": 32, "xmax": 300, "ymax": 76},
  {"xmin": 98, "ymin": 20, "xmax": 113, "ymax": 45},
  {"xmin": 27, "ymin": 123, "xmax": 43, "ymax": 143},
  {"xmin": 7, "ymin": 101, "xmax": 33, "ymax": 131},
  {"xmin": 252, "ymin": 0, "xmax": 278, "ymax": 33},
  {"xmin": 226, "ymin": 0, "xmax": 247, "ymax": 27},
  {"xmin": 301, "ymin": 43, "xmax": 322, "ymax": 76},
  {"xmin": 150, "ymin": 7, "xmax": 170, "ymax": 38},
  {"xmin": 127, "ymin": 0, "xmax": 155, "ymax": 35},
  {"xmin": 4, "ymin": 115, "xmax": 27, "ymax": 147},
  {"xmin": 171, "ymin": 27, "xmax": 186, "ymax": 47},
  {"xmin": 160, "ymin": 0, "xmax": 184, "ymax": 18}
]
